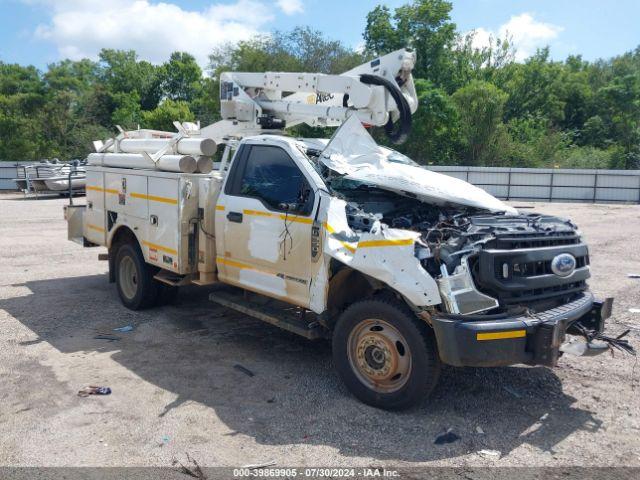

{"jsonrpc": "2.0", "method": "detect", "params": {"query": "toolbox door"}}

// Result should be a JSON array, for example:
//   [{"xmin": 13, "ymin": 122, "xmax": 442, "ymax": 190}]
[
  {"xmin": 146, "ymin": 177, "xmax": 180, "ymax": 270},
  {"xmin": 83, "ymin": 169, "xmax": 106, "ymax": 244},
  {"xmin": 104, "ymin": 172, "xmax": 148, "ymax": 220}
]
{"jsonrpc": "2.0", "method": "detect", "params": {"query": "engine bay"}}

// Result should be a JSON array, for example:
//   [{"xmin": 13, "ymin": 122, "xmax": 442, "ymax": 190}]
[{"xmin": 329, "ymin": 177, "xmax": 586, "ymax": 314}]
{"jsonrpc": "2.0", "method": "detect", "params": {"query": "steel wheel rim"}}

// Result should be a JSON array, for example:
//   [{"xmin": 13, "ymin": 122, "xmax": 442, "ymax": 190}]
[
  {"xmin": 347, "ymin": 318, "xmax": 412, "ymax": 393},
  {"xmin": 119, "ymin": 255, "xmax": 138, "ymax": 300}
]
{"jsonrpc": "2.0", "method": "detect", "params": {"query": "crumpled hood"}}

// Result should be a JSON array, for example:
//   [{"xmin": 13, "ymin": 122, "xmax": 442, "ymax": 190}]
[{"xmin": 320, "ymin": 116, "xmax": 517, "ymax": 214}]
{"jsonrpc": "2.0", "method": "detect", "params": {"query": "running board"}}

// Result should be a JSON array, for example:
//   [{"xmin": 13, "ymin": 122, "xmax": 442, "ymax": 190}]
[
  {"xmin": 154, "ymin": 270, "xmax": 192, "ymax": 287},
  {"xmin": 209, "ymin": 290, "xmax": 327, "ymax": 340}
]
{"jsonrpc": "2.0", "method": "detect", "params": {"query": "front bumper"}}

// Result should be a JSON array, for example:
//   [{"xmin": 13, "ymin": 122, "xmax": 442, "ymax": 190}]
[{"xmin": 430, "ymin": 292, "xmax": 612, "ymax": 367}]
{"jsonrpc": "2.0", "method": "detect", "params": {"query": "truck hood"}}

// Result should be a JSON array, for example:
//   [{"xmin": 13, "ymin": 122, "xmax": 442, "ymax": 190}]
[{"xmin": 320, "ymin": 116, "xmax": 517, "ymax": 214}]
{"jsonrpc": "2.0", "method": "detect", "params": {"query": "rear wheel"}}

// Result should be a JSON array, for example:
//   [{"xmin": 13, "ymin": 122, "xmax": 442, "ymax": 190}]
[
  {"xmin": 115, "ymin": 243, "xmax": 159, "ymax": 310},
  {"xmin": 332, "ymin": 298, "xmax": 440, "ymax": 410}
]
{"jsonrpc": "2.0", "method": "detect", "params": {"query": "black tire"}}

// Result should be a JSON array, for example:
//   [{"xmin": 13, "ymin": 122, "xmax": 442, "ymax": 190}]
[
  {"xmin": 332, "ymin": 297, "xmax": 440, "ymax": 410},
  {"xmin": 114, "ymin": 242, "xmax": 159, "ymax": 310}
]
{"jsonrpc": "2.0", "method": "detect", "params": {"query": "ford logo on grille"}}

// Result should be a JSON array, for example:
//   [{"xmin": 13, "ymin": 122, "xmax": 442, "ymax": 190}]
[{"xmin": 551, "ymin": 253, "xmax": 576, "ymax": 277}]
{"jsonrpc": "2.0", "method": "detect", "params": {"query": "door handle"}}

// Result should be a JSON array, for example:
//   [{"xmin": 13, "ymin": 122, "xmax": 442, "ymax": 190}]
[{"xmin": 227, "ymin": 211, "xmax": 243, "ymax": 223}]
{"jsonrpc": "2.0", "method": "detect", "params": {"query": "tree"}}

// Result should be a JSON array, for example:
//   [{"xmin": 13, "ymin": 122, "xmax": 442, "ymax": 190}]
[
  {"xmin": 162, "ymin": 52, "xmax": 202, "ymax": 102},
  {"xmin": 497, "ymin": 48, "xmax": 566, "ymax": 125},
  {"xmin": 384, "ymin": 79, "xmax": 461, "ymax": 164},
  {"xmin": 452, "ymin": 80, "xmax": 507, "ymax": 164},
  {"xmin": 363, "ymin": 0, "xmax": 456, "ymax": 86},
  {"xmin": 111, "ymin": 92, "xmax": 143, "ymax": 129},
  {"xmin": 98, "ymin": 49, "xmax": 163, "ymax": 110},
  {"xmin": 209, "ymin": 27, "xmax": 363, "ymax": 76},
  {"xmin": 142, "ymin": 100, "xmax": 194, "ymax": 131}
]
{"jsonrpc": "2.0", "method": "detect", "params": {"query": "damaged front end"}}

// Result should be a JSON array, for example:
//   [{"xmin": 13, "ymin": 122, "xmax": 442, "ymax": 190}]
[
  {"xmin": 324, "ymin": 181, "xmax": 615, "ymax": 367},
  {"xmin": 308, "ymin": 117, "xmax": 621, "ymax": 368}
]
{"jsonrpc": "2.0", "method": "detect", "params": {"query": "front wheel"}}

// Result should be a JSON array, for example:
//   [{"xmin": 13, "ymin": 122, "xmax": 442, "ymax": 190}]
[{"xmin": 332, "ymin": 298, "xmax": 441, "ymax": 410}]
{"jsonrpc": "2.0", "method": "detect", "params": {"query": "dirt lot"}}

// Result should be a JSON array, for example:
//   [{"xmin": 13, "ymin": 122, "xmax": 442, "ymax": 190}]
[{"xmin": 1, "ymin": 192, "xmax": 639, "ymax": 469}]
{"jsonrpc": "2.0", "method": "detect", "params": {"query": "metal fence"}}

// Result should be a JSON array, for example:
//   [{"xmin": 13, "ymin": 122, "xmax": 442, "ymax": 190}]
[
  {"xmin": 3, "ymin": 161, "xmax": 640, "ymax": 203},
  {"xmin": 426, "ymin": 166, "xmax": 640, "ymax": 204}
]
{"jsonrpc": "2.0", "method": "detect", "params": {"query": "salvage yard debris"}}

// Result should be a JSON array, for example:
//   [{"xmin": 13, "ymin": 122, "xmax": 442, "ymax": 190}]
[
  {"xmin": 113, "ymin": 325, "xmax": 134, "ymax": 332},
  {"xmin": 477, "ymin": 449, "xmax": 501, "ymax": 459},
  {"xmin": 174, "ymin": 453, "xmax": 206, "ymax": 480},
  {"xmin": 571, "ymin": 324, "xmax": 636, "ymax": 356},
  {"xmin": 78, "ymin": 386, "xmax": 111, "ymax": 397}
]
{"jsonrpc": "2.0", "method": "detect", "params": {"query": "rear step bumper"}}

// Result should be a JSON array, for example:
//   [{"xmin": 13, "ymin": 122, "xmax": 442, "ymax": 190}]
[{"xmin": 430, "ymin": 292, "xmax": 612, "ymax": 367}]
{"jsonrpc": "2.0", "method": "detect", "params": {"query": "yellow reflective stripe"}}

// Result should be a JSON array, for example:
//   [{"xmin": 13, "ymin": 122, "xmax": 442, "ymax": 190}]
[
  {"xmin": 477, "ymin": 330, "xmax": 526, "ymax": 341},
  {"xmin": 217, "ymin": 256, "xmax": 254, "ymax": 270},
  {"xmin": 86, "ymin": 223, "xmax": 105, "ymax": 233},
  {"xmin": 142, "ymin": 241, "xmax": 177, "ymax": 255},
  {"xmin": 242, "ymin": 209, "xmax": 313, "ymax": 224},
  {"xmin": 358, "ymin": 238, "xmax": 414, "ymax": 248},
  {"xmin": 323, "ymin": 222, "xmax": 356, "ymax": 254},
  {"xmin": 244, "ymin": 209, "xmax": 272, "ymax": 217},
  {"xmin": 131, "ymin": 192, "xmax": 178, "ymax": 205},
  {"xmin": 86, "ymin": 185, "xmax": 118, "ymax": 194},
  {"xmin": 215, "ymin": 205, "xmax": 225, "ymax": 211},
  {"xmin": 216, "ymin": 256, "xmax": 274, "ymax": 276},
  {"xmin": 279, "ymin": 214, "xmax": 313, "ymax": 224}
]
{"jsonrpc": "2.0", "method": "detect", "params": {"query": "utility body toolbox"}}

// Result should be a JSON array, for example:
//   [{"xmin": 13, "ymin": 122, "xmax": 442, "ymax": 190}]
[{"xmin": 81, "ymin": 166, "xmax": 222, "ymax": 275}]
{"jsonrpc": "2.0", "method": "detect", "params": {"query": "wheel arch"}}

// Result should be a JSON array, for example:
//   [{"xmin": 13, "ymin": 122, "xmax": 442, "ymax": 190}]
[
  {"xmin": 326, "ymin": 260, "xmax": 392, "ymax": 323},
  {"xmin": 107, "ymin": 225, "xmax": 142, "ymax": 283}
]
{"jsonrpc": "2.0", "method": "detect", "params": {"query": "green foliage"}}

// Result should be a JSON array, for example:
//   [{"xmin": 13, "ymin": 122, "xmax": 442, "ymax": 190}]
[
  {"xmin": 0, "ymin": 1, "xmax": 639, "ymax": 170},
  {"xmin": 393, "ymin": 79, "xmax": 461, "ymax": 164},
  {"xmin": 141, "ymin": 99, "xmax": 194, "ymax": 131},
  {"xmin": 111, "ymin": 91, "xmax": 142, "ymax": 129},
  {"xmin": 364, "ymin": 0, "xmax": 456, "ymax": 85},
  {"xmin": 162, "ymin": 52, "xmax": 202, "ymax": 102},
  {"xmin": 452, "ymin": 81, "xmax": 507, "ymax": 164},
  {"xmin": 209, "ymin": 27, "xmax": 364, "ymax": 75}
]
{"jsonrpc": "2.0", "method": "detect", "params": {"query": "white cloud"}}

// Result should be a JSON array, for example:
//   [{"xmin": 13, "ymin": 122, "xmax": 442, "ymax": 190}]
[
  {"xmin": 276, "ymin": 0, "xmax": 304, "ymax": 15},
  {"xmin": 464, "ymin": 13, "xmax": 563, "ymax": 62},
  {"xmin": 25, "ymin": 0, "xmax": 275, "ymax": 68}
]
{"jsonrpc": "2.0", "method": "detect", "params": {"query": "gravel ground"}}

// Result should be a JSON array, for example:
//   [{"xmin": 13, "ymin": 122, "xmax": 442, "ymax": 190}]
[{"xmin": 0, "ymin": 193, "xmax": 639, "ymax": 468}]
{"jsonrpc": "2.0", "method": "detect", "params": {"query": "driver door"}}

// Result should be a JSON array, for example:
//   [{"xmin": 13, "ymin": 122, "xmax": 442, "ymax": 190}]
[{"xmin": 216, "ymin": 143, "xmax": 316, "ymax": 308}]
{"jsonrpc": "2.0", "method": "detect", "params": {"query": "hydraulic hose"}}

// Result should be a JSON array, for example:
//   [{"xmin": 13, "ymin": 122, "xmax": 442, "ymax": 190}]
[{"xmin": 359, "ymin": 73, "xmax": 412, "ymax": 145}]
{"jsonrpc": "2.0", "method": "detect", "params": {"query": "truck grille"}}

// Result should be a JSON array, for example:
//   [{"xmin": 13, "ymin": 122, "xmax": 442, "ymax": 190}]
[
  {"xmin": 494, "ymin": 231, "xmax": 580, "ymax": 250},
  {"xmin": 473, "ymin": 236, "xmax": 590, "ymax": 307},
  {"xmin": 510, "ymin": 255, "xmax": 589, "ymax": 278}
]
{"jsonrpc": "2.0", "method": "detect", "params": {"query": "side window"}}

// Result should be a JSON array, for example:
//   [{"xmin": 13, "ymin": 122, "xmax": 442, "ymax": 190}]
[{"xmin": 232, "ymin": 145, "xmax": 313, "ymax": 213}]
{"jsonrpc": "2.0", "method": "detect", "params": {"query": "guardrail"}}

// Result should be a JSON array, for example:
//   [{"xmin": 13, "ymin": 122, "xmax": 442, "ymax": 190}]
[{"xmin": 426, "ymin": 166, "xmax": 640, "ymax": 204}]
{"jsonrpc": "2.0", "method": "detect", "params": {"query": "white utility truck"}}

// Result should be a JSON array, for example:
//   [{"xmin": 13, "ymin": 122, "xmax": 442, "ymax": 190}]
[{"xmin": 65, "ymin": 49, "xmax": 617, "ymax": 409}]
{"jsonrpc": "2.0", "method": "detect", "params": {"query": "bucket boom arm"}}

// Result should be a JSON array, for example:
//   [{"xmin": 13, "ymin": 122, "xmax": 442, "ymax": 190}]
[
  {"xmin": 201, "ymin": 49, "xmax": 418, "ymax": 144},
  {"xmin": 94, "ymin": 49, "xmax": 418, "ymax": 162}
]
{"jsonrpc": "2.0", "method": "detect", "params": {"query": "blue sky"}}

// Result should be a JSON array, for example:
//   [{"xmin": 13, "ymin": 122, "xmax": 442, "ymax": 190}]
[{"xmin": 1, "ymin": 0, "xmax": 639, "ymax": 70}]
